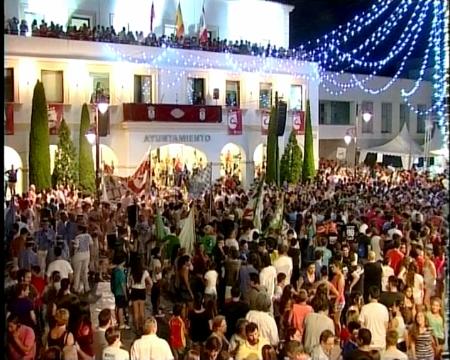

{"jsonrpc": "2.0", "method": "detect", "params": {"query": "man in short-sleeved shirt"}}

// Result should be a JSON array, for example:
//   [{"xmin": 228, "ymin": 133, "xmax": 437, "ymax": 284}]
[
  {"xmin": 131, "ymin": 317, "xmax": 173, "ymax": 360},
  {"xmin": 359, "ymin": 286, "xmax": 389, "ymax": 350},
  {"xmin": 46, "ymin": 246, "xmax": 73, "ymax": 281},
  {"xmin": 7, "ymin": 315, "xmax": 36, "ymax": 360}
]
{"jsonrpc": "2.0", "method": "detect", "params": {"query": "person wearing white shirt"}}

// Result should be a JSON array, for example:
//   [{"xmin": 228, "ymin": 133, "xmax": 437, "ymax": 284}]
[
  {"xmin": 245, "ymin": 292, "xmax": 279, "ymax": 346},
  {"xmin": 204, "ymin": 264, "xmax": 219, "ymax": 301},
  {"xmin": 46, "ymin": 246, "xmax": 73, "ymax": 282},
  {"xmin": 225, "ymin": 229, "xmax": 239, "ymax": 250},
  {"xmin": 103, "ymin": 327, "xmax": 130, "ymax": 360},
  {"xmin": 273, "ymin": 244, "xmax": 293, "ymax": 284},
  {"xmin": 381, "ymin": 260, "xmax": 395, "ymax": 292},
  {"xmin": 259, "ymin": 257, "xmax": 277, "ymax": 301},
  {"xmin": 359, "ymin": 286, "xmax": 389, "ymax": 351},
  {"xmin": 380, "ymin": 330, "xmax": 408, "ymax": 360},
  {"xmin": 311, "ymin": 330, "xmax": 335, "ymax": 360},
  {"xmin": 130, "ymin": 317, "xmax": 174, "ymax": 360}
]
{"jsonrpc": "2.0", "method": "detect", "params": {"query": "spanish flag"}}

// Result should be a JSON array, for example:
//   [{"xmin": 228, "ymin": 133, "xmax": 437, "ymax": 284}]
[{"xmin": 175, "ymin": 2, "xmax": 185, "ymax": 38}]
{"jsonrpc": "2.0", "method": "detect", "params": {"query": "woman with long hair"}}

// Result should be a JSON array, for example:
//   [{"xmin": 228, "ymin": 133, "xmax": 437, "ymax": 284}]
[
  {"xmin": 128, "ymin": 255, "xmax": 151, "ymax": 333},
  {"xmin": 278, "ymin": 284, "xmax": 295, "ymax": 340},
  {"xmin": 330, "ymin": 260, "xmax": 345, "ymax": 335},
  {"xmin": 422, "ymin": 250, "xmax": 436, "ymax": 307},
  {"xmin": 73, "ymin": 314, "xmax": 94, "ymax": 360},
  {"xmin": 405, "ymin": 262, "xmax": 424, "ymax": 306},
  {"xmin": 175, "ymin": 254, "xmax": 194, "ymax": 304},
  {"xmin": 425, "ymin": 297, "xmax": 444, "ymax": 359},
  {"xmin": 407, "ymin": 311, "xmax": 436, "ymax": 360},
  {"xmin": 388, "ymin": 300, "xmax": 407, "ymax": 352},
  {"xmin": 402, "ymin": 286, "xmax": 416, "ymax": 325}
]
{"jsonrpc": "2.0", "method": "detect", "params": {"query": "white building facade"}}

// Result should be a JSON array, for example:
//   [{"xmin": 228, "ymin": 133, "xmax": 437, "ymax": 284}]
[
  {"xmin": 4, "ymin": 34, "xmax": 320, "ymax": 194},
  {"xmin": 318, "ymin": 72, "xmax": 433, "ymax": 165}
]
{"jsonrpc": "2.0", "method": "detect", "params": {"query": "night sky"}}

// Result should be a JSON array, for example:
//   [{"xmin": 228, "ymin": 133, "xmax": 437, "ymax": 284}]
[
  {"xmin": 286, "ymin": 0, "xmax": 373, "ymax": 48},
  {"xmin": 275, "ymin": 0, "xmax": 432, "ymax": 77}
]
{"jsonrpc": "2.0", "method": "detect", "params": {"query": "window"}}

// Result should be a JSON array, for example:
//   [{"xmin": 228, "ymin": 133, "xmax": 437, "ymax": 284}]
[
  {"xmin": 318, "ymin": 101, "xmax": 350, "ymax": 125},
  {"xmin": 5, "ymin": 68, "xmax": 14, "ymax": 103},
  {"xmin": 187, "ymin": 78, "xmax": 205, "ymax": 105},
  {"xmin": 361, "ymin": 101, "xmax": 374, "ymax": 133},
  {"xmin": 225, "ymin": 80, "xmax": 240, "ymax": 107},
  {"xmin": 416, "ymin": 104, "xmax": 426, "ymax": 133},
  {"xmin": 41, "ymin": 70, "xmax": 64, "ymax": 103},
  {"xmin": 399, "ymin": 103, "xmax": 410, "ymax": 129},
  {"xmin": 259, "ymin": 83, "xmax": 272, "ymax": 109},
  {"xmin": 319, "ymin": 102, "xmax": 326, "ymax": 124},
  {"xmin": 134, "ymin": 75, "xmax": 152, "ymax": 103},
  {"xmin": 70, "ymin": 16, "xmax": 90, "ymax": 28},
  {"xmin": 89, "ymin": 72, "xmax": 110, "ymax": 103},
  {"xmin": 164, "ymin": 23, "xmax": 176, "ymax": 36},
  {"xmin": 381, "ymin": 103, "xmax": 392, "ymax": 133},
  {"xmin": 289, "ymin": 85, "xmax": 303, "ymax": 110}
]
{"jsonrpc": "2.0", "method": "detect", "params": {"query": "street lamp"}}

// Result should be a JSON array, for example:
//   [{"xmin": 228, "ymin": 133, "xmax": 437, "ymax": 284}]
[
  {"xmin": 343, "ymin": 104, "xmax": 372, "ymax": 175},
  {"xmin": 85, "ymin": 101, "xmax": 108, "ymax": 203}
]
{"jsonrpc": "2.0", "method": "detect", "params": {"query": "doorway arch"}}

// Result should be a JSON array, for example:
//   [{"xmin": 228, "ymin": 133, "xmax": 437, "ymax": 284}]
[
  {"xmin": 253, "ymin": 143, "xmax": 267, "ymax": 178},
  {"xmin": 150, "ymin": 144, "xmax": 207, "ymax": 187},
  {"xmin": 220, "ymin": 143, "xmax": 245, "ymax": 180},
  {"xmin": 4, "ymin": 146, "xmax": 23, "ymax": 199},
  {"xmin": 92, "ymin": 144, "xmax": 119, "ymax": 173}
]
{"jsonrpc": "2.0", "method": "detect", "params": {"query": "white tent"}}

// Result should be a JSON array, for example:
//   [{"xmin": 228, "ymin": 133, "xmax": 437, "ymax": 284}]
[
  {"xmin": 426, "ymin": 126, "xmax": 449, "ymax": 158},
  {"xmin": 360, "ymin": 124, "xmax": 423, "ymax": 168}
]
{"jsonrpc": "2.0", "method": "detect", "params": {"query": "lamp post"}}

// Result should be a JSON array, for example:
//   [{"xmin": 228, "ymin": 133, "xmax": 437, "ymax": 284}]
[
  {"xmin": 344, "ymin": 103, "xmax": 372, "ymax": 176},
  {"xmin": 86, "ymin": 102, "xmax": 108, "ymax": 203}
]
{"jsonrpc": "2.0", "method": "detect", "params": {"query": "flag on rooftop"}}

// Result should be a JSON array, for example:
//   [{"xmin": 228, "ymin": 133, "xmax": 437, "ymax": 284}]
[
  {"xmin": 199, "ymin": 2, "xmax": 208, "ymax": 45},
  {"xmin": 175, "ymin": 2, "xmax": 185, "ymax": 38},
  {"xmin": 150, "ymin": 1, "xmax": 155, "ymax": 33}
]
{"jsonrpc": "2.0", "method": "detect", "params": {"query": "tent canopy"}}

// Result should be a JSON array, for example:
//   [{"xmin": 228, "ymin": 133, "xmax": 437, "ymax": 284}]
[{"xmin": 363, "ymin": 124, "xmax": 423, "ymax": 156}]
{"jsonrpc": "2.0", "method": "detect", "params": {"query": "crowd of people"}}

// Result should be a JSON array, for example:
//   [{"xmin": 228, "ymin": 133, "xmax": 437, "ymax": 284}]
[
  {"xmin": 4, "ymin": 17, "xmax": 301, "ymax": 59},
  {"xmin": 3, "ymin": 160, "xmax": 448, "ymax": 360}
]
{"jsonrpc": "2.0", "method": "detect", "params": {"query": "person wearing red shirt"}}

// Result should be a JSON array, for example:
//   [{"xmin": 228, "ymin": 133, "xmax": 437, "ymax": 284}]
[
  {"xmin": 6, "ymin": 314, "xmax": 36, "ymax": 360},
  {"xmin": 385, "ymin": 239, "xmax": 405, "ymax": 275},
  {"xmin": 414, "ymin": 244, "xmax": 425, "ymax": 275},
  {"xmin": 169, "ymin": 303, "xmax": 187, "ymax": 359}
]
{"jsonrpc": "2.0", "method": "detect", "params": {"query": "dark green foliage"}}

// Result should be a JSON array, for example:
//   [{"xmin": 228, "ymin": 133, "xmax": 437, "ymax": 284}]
[
  {"xmin": 52, "ymin": 118, "xmax": 78, "ymax": 188},
  {"xmin": 280, "ymin": 130, "xmax": 303, "ymax": 184},
  {"xmin": 78, "ymin": 103, "xmax": 95, "ymax": 193},
  {"xmin": 265, "ymin": 107, "xmax": 278, "ymax": 185},
  {"xmin": 302, "ymin": 99, "xmax": 315, "ymax": 182},
  {"xmin": 29, "ymin": 80, "xmax": 51, "ymax": 191}
]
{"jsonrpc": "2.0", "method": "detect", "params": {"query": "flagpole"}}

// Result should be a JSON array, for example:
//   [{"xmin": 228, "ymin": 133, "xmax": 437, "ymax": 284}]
[{"xmin": 209, "ymin": 161, "xmax": 213, "ymax": 222}]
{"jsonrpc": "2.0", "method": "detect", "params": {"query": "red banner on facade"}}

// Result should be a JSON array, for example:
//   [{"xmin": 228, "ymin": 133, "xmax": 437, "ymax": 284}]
[
  {"xmin": 292, "ymin": 110, "xmax": 305, "ymax": 135},
  {"xmin": 123, "ymin": 103, "xmax": 222, "ymax": 123},
  {"xmin": 261, "ymin": 110, "xmax": 270, "ymax": 135},
  {"xmin": 227, "ymin": 108, "xmax": 242, "ymax": 135},
  {"xmin": 48, "ymin": 103, "xmax": 64, "ymax": 135},
  {"xmin": 4, "ymin": 103, "xmax": 14, "ymax": 135}
]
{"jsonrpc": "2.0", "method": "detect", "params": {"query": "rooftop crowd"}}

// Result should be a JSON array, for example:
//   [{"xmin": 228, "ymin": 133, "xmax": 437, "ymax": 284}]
[
  {"xmin": 3, "ymin": 159, "xmax": 448, "ymax": 360},
  {"xmin": 5, "ymin": 17, "xmax": 300, "ymax": 59}
]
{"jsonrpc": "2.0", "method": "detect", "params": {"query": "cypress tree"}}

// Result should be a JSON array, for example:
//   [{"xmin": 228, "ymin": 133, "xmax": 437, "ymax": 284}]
[
  {"xmin": 78, "ymin": 103, "xmax": 95, "ymax": 193},
  {"xmin": 280, "ymin": 130, "xmax": 302, "ymax": 184},
  {"xmin": 29, "ymin": 80, "xmax": 51, "ymax": 191},
  {"xmin": 302, "ymin": 99, "xmax": 315, "ymax": 182},
  {"xmin": 265, "ymin": 107, "xmax": 278, "ymax": 185},
  {"xmin": 52, "ymin": 118, "xmax": 78, "ymax": 188}
]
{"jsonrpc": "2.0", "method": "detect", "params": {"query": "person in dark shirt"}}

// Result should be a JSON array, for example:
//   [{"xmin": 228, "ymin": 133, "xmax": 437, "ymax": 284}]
[
  {"xmin": 363, "ymin": 251, "xmax": 382, "ymax": 303},
  {"xmin": 222, "ymin": 286, "xmax": 249, "ymax": 339},
  {"xmin": 188, "ymin": 297, "xmax": 212, "ymax": 343},
  {"xmin": 379, "ymin": 276, "xmax": 405, "ymax": 309},
  {"xmin": 344, "ymin": 328, "xmax": 380, "ymax": 360}
]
